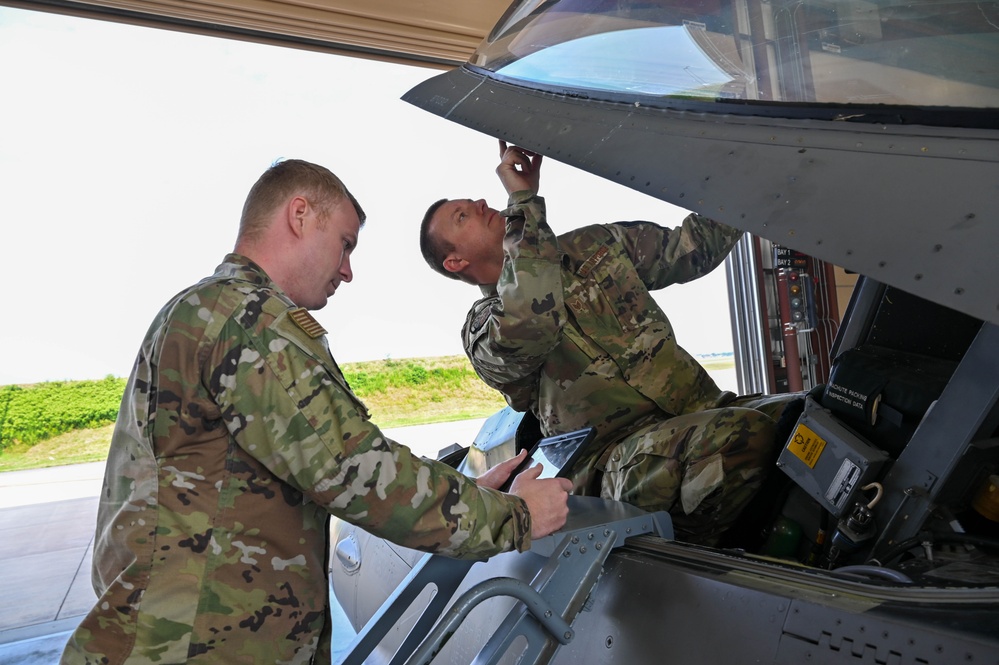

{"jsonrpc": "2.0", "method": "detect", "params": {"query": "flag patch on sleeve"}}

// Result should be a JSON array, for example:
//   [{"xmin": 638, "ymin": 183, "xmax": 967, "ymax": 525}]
[{"xmin": 289, "ymin": 308, "xmax": 327, "ymax": 338}]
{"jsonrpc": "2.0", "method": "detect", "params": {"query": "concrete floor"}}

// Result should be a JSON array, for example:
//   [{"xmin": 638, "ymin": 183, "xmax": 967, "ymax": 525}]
[
  {"xmin": 0, "ymin": 419, "xmax": 486, "ymax": 664},
  {"xmin": 0, "ymin": 462, "xmax": 104, "ymax": 665}
]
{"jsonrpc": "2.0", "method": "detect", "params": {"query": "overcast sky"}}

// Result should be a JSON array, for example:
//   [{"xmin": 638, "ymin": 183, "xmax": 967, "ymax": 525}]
[{"xmin": 0, "ymin": 6, "xmax": 735, "ymax": 387}]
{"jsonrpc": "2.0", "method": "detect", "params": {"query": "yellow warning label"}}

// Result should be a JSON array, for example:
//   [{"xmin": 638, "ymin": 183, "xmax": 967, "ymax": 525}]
[{"xmin": 787, "ymin": 423, "xmax": 826, "ymax": 469}]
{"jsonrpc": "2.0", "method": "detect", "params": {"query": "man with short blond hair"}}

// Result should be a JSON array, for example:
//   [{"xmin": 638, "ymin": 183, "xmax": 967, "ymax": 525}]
[{"xmin": 63, "ymin": 158, "xmax": 571, "ymax": 664}]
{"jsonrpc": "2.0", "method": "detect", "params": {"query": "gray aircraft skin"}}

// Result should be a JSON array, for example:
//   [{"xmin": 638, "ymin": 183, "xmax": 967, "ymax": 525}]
[{"xmin": 330, "ymin": 1, "xmax": 999, "ymax": 663}]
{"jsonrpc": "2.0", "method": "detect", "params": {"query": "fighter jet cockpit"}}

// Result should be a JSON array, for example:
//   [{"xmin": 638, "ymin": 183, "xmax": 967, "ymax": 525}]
[{"xmin": 330, "ymin": 0, "xmax": 999, "ymax": 662}]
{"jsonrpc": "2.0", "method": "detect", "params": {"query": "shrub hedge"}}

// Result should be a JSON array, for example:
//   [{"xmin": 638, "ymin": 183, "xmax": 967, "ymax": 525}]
[
  {"xmin": 0, "ymin": 358, "xmax": 489, "ymax": 453},
  {"xmin": 0, "ymin": 376, "xmax": 126, "ymax": 451}
]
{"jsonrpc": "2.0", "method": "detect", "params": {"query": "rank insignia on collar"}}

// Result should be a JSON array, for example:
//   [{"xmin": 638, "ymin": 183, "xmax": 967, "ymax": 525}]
[
  {"xmin": 289, "ymin": 307, "xmax": 327, "ymax": 338},
  {"xmin": 568, "ymin": 297, "xmax": 587, "ymax": 315}
]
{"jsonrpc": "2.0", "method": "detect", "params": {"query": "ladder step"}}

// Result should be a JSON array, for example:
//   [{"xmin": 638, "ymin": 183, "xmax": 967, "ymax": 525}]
[
  {"xmin": 337, "ymin": 496, "xmax": 672, "ymax": 665},
  {"xmin": 409, "ymin": 497, "xmax": 672, "ymax": 665}
]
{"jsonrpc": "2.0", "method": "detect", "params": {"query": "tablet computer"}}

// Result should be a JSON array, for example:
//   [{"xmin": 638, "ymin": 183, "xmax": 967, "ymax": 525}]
[{"xmin": 500, "ymin": 427, "xmax": 597, "ymax": 491}]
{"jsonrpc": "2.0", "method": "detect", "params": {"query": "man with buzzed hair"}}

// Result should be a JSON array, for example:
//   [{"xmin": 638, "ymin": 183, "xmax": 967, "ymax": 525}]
[
  {"xmin": 420, "ymin": 141, "xmax": 789, "ymax": 547},
  {"xmin": 62, "ymin": 158, "xmax": 571, "ymax": 664}
]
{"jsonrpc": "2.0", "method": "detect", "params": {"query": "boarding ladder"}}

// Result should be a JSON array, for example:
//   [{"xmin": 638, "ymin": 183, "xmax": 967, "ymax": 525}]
[{"xmin": 335, "ymin": 496, "xmax": 673, "ymax": 665}]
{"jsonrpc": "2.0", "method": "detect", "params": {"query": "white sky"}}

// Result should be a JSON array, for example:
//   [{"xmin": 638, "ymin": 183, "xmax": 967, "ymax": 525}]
[{"xmin": 0, "ymin": 6, "xmax": 734, "ymax": 386}]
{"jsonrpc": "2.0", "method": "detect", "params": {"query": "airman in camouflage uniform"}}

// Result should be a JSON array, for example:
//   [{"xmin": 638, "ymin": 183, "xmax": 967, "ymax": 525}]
[
  {"xmin": 420, "ymin": 142, "xmax": 781, "ymax": 546},
  {"xmin": 62, "ymin": 159, "xmax": 571, "ymax": 665}
]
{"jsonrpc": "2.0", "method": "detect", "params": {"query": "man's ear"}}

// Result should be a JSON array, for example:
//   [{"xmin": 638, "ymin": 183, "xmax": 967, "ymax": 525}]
[
  {"xmin": 286, "ymin": 196, "xmax": 309, "ymax": 238},
  {"xmin": 442, "ymin": 255, "xmax": 468, "ymax": 274}
]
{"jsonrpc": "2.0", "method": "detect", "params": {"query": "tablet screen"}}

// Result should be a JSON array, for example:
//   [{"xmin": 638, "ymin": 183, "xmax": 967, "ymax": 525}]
[
  {"xmin": 530, "ymin": 427, "xmax": 596, "ymax": 478},
  {"xmin": 500, "ymin": 427, "xmax": 596, "ymax": 491}
]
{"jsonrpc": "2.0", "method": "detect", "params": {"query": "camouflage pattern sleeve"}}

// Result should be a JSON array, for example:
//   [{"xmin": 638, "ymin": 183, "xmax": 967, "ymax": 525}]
[
  {"xmin": 608, "ymin": 214, "xmax": 743, "ymax": 290},
  {"xmin": 60, "ymin": 257, "xmax": 535, "ymax": 665},
  {"xmin": 212, "ymin": 296, "xmax": 532, "ymax": 559},
  {"xmin": 463, "ymin": 192, "xmax": 565, "ymax": 409}
]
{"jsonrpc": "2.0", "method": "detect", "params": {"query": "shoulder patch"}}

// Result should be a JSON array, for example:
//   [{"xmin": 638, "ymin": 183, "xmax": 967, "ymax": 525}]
[
  {"xmin": 289, "ymin": 307, "xmax": 327, "ymax": 338},
  {"xmin": 470, "ymin": 306, "xmax": 492, "ymax": 334},
  {"xmin": 577, "ymin": 245, "xmax": 610, "ymax": 278},
  {"xmin": 467, "ymin": 297, "xmax": 500, "ymax": 336}
]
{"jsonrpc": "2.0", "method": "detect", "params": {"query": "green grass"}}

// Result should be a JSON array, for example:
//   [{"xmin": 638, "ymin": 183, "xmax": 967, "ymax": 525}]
[
  {"xmin": 340, "ymin": 357, "xmax": 507, "ymax": 427},
  {"xmin": 698, "ymin": 356, "xmax": 736, "ymax": 371},
  {"xmin": 0, "ymin": 354, "xmax": 735, "ymax": 473},
  {"xmin": 0, "ymin": 424, "xmax": 116, "ymax": 472},
  {"xmin": 0, "ymin": 356, "xmax": 506, "ymax": 473}
]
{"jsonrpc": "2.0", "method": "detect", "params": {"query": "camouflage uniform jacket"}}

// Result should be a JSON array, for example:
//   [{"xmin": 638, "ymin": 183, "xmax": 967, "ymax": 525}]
[
  {"xmin": 464, "ymin": 193, "xmax": 743, "ymax": 480},
  {"xmin": 63, "ymin": 254, "xmax": 530, "ymax": 665}
]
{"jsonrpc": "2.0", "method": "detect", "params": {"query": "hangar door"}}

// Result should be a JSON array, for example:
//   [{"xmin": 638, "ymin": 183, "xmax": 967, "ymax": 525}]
[{"xmin": 4, "ymin": 0, "xmax": 510, "ymax": 67}]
